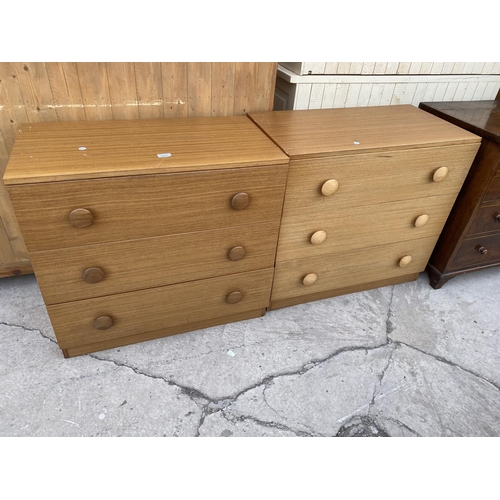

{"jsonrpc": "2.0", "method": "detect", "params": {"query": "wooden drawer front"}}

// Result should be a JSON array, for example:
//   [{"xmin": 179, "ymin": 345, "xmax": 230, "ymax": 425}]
[
  {"xmin": 31, "ymin": 221, "xmax": 280, "ymax": 305},
  {"xmin": 271, "ymin": 237, "xmax": 438, "ymax": 301},
  {"xmin": 48, "ymin": 268, "xmax": 274, "ymax": 349},
  {"xmin": 7, "ymin": 165, "xmax": 288, "ymax": 252},
  {"xmin": 451, "ymin": 234, "xmax": 500, "ymax": 271},
  {"xmin": 467, "ymin": 203, "xmax": 500, "ymax": 236},
  {"xmin": 282, "ymin": 144, "xmax": 479, "ymax": 217},
  {"xmin": 483, "ymin": 173, "xmax": 500, "ymax": 203},
  {"xmin": 277, "ymin": 195, "xmax": 456, "ymax": 261}
]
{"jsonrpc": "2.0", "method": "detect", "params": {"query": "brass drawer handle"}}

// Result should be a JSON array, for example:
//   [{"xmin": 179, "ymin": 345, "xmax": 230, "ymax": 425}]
[
  {"xmin": 69, "ymin": 208, "xmax": 94, "ymax": 228},
  {"xmin": 310, "ymin": 230, "xmax": 327, "ymax": 245},
  {"xmin": 302, "ymin": 273, "xmax": 318, "ymax": 286},
  {"xmin": 228, "ymin": 246, "xmax": 246, "ymax": 261},
  {"xmin": 432, "ymin": 167, "xmax": 449, "ymax": 182},
  {"xmin": 399, "ymin": 255, "xmax": 413, "ymax": 267},
  {"xmin": 94, "ymin": 315, "xmax": 113, "ymax": 330},
  {"xmin": 321, "ymin": 179, "xmax": 339, "ymax": 196},
  {"xmin": 82, "ymin": 267, "xmax": 105, "ymax": 283},
  {"xmin": 414, "ymin": 214, "xmax": 429, "ymax": 228},
  {"xmin": 477, "ymin": 246, "xmax": 488, "ymax": 255},
  {"xmin": 226, "ymin": 291, "xmax": 243, "ymax": 304},
  {"xmin": 231, "ymin": 193, "xmax": 250, "ymax": 210}
]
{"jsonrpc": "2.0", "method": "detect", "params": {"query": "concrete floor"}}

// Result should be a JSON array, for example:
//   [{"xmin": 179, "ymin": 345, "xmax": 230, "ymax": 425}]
[{"xmin": 1, "ymin": 267, "xmax": 499, "ymax": 437}]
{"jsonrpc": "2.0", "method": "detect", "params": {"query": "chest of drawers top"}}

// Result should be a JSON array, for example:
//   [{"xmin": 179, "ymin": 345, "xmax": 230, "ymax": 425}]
[
  {"xmin": 419, "ymin": 100, "xmax": 500, "ymax": 145},
  {"xmin": 4, "ymin": 115, "xmax": 289, "ymax": 185},
  {"xmin": 248, "ymin": 104, "xmax": 480, "ymax": 159}
]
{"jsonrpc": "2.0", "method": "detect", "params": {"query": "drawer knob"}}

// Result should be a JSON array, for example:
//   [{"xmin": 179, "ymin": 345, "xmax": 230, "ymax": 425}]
[
  {"xmin": 94, "ymin": 315, "xmax": 113, "ymax": 330},
  {"xmin": 69, "ymin": 208, "xmax": 93, "ymax": 228},
  {"xmin": 82, "ymin": 267, "xmax": 105, "ymax": 283},
  {"xmin": 477, "ymin": 246, "xmax": 488, "ymax": 255},
  {"xmin": 495, "ymin": 214, "xmax": 500, "ymax": 223},
  {"xmin": 310, "ymin": 230, "xmax": 327, "ymax": 245},
  {"xmin": 415, "ymin": 214, "xmax": 429, "ymax": 228},
  {"xmin": 228, "ymin": 246, "xmax": 246, "ymax": 261},
  {"xmin": 302, "ymin": 273, "xmax": 318, "ymax": 286},
  {"xmin": 226, "ymin": 291, "xmax": 243, "ymax": 304},
  {"xmin": 231, "ymin": 193, "xmax": 250, "ymax": 210},
  {"xmin": 321, "ymin": 179, "xmax": 339, "ymax": 196},
  {"xmin": 432, "ymin": 167, "xmax": 449, "ymax": 182},
  {"xmin": 399, "ymin": 255, "xmax": 413, "ymax": 268}
]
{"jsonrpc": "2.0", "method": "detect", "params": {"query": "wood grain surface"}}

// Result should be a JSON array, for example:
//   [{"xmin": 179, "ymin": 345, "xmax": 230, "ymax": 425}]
[
  {"xmin": 31, "ymin": 221, "xmax": 280, "ymax": 304},
  {"xmin": 276, "ymin": 194, "xmax": 459, "ymax": 261},
  {"xmin": 48, "ymin": 268, "xmax": 274, "ymax": 349},
  {"xmin": 248, "ymin": 105, "xmax": 480, "ymax": 159},
  {"xmin": 7, "ymin": 165, "xmax": 288, "ymax": 252},
  {"xmin": 279, "ymin": 144, "xmax": 479, "ymax": 216},
  {"xmin": 4, "ymin": 116, "xmax": 288, "ymax": 184},
  {"xmin": 271, "ymin": 236, "xmax": 439, "ymax": 302}
]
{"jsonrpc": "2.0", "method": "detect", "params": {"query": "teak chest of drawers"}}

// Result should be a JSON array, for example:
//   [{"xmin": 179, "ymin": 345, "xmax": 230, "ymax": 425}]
[
  {"xmin": 248, "ymin": 105, "xmax": 481, "ymax": 309},
  {"xmin": 419, "ymin": 100, "xmax": 500, "ymax": 288},
  {"xmin": 4, "ymin": 106, "xmax": 480, "ymax": 357},
  {"xmin": 4, "ymin": 116, "xmax": 289, "ymax": 357}
]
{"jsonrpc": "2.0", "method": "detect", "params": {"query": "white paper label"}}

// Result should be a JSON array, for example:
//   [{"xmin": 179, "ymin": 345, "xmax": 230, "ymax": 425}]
[{"xmin": 157, "ymin": 153, "xmax": 172, "ymax": 158}]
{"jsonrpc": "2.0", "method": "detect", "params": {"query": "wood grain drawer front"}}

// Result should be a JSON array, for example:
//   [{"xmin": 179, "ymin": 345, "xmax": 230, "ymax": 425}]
[
  {"xmin": 451, "ymin": 234, "xmax": 500, "ymax": 271},
  {"xmin": 31, "ymin": 221, "xmax": 280, "ymax": 305},
  {"xmin": 271, "ymin": 237, "xmax": 438, "ymax": 301},
  {"xmin": 281, "ymin": 144, "xmax": 479, "ymax": 217},
  {"xmin": 467, "ymin": 203, "xmax": 500, "ymax": 236},
  {"xmin": 276, "ymin": 195, "xmax": 457, "ymax": 261},
  {"xmin": 483, "ymin": 173, "xmax": 500, "ymax": 203},
  {"xmin": 47, "ymin": 268, "xmax": 274, "ymax": 349},
  {"xmin": 7, "ymin": 165, "xmax": 288, "ymax": 252}
]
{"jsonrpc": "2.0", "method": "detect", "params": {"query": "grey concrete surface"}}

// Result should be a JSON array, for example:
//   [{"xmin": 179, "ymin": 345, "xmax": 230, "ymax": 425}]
[{"xmin": 1, "ymin": 267, "xmax": 499, "ymax": 437}]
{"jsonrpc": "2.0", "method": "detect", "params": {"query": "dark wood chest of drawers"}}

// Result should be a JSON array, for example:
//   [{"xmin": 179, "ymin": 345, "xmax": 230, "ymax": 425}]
[{"xmin": 419, "ymin": 100, "xmax": 500, "ymax": 288}]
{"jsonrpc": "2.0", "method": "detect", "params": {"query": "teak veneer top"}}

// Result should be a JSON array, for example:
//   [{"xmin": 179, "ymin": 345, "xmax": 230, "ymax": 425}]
[
  {"xmin": 248, "ymin": 105, "xmax": 480, "ymax": 159},
  {"xmin": 4, "ymin": 116, "xmax": 289, "ymax": 185},
  {"xmin": 419, "ymin": 100, "xmax": 500, "ymax": 144}
]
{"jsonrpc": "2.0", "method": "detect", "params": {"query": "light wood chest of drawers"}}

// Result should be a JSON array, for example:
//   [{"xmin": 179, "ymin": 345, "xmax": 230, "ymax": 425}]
[
  {"xmin": 248, "ymin": 105, "xmax": 481, "ymax": 309},
  {"xmin": 4, "ymin": 116, "xmax": 289, "ymax": 357}
]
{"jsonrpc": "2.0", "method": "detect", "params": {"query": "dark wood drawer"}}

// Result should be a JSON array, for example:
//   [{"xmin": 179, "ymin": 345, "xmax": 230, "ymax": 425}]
[
  {"xmin": 483, "ymin": 173, "xmax": 500, "ymax": 203},
  {"xmin": 467, "ymin": 203, "xmax": 500, "ymax": 235},
  {"xmin": 452, "ymin": 233, "xmax": 500, "ymax": 270}
]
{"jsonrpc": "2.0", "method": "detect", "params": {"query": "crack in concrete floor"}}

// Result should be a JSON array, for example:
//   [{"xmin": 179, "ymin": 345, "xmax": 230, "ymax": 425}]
[{"xmin": 1, "ymin": 271, "xmax": 499, "ymax": 437}]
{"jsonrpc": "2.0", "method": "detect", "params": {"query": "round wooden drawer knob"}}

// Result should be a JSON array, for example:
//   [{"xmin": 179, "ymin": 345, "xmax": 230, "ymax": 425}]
[
  {"xmin": 433, "ymin": 167, "xmax": 449, "ymax": 182},
  {"xmin": 228, "ymin": 246, "xmax": 246, "ymax": 261},
  {"xmin": 226, "ymin": 291, "xmax": 243, "ymax": 304},
  {"xmin": 321, "ymin": 179, "xmax": 339, "ymax": 196},
  {"xmin": 478, "ymin": 246, "xmax": 488, "ymax": 255},
  {"xmin": 231, "ymin": 193, "xmax": 250, "ymax": 210},
  {"xmin": 82, "ymin": 267, "xmax": 105, "ymax": 283},
  {"xmin": 302, "ymin": 273, "xmax": 318, "ymax": 286},
  {"xmin": 94, "ymin": 316, "xmax": 113, "ymax": 330},
  {"xmin": 399, "ymin": 255, "xmax": 413, "ymax": 268},
  {"xmin": 310, "ymin": 230, "xmax": 327, "ymax": 245},
  {"xmin": 69, "ymin": 208, "xmax": 93, "ymax": 228},
  {"xmin": 414, "ymin": 214, "xmax": 429, "ymax": 228}
]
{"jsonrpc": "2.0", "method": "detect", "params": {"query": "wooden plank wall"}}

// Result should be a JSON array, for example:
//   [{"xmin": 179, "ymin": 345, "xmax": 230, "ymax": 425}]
[{"xmin": 0, "ymin": 62, "xmax": 278, "ymax": 277}]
